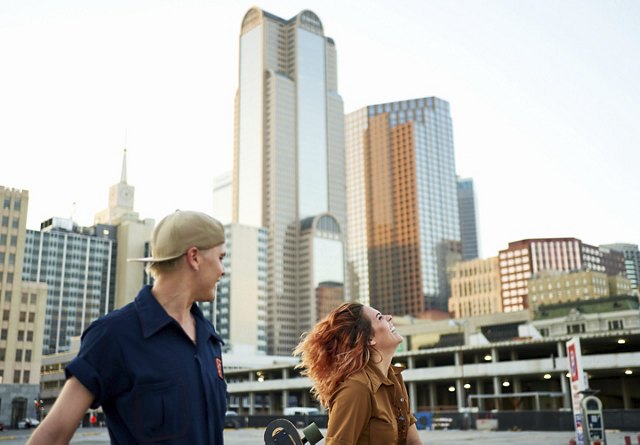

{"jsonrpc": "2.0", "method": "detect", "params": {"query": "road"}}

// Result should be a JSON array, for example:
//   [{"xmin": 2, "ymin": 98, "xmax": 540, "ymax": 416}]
[{"xmin": 4, "ymin": 427, "xmax": 639, "ymax": 444}]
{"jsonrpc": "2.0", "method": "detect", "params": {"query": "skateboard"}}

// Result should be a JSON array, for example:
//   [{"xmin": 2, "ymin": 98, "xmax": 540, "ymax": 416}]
[{"xmin": 264, "ymin": 418, "xmax": 324, "ymax": 445}]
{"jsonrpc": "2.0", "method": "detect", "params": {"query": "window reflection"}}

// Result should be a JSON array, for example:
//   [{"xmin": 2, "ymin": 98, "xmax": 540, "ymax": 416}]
[
  {"xmin": 297, "ymin": 28, "xmax": 328, "ymax": 218},
  {"xmin": 313, "ymin": 237, "xmax": 344, "ymax": 320}
]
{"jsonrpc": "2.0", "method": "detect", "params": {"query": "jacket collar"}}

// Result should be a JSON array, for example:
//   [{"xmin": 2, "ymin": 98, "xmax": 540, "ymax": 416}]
[{"xmin": 134, "ymin": 285, "xmax": 223, "ymax": 344}]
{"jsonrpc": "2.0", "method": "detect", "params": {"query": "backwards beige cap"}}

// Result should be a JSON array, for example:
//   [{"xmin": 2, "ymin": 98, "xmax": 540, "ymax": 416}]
[{"xmin": 128, "ymin": 210, "xmax": 225, "ymax": 263}]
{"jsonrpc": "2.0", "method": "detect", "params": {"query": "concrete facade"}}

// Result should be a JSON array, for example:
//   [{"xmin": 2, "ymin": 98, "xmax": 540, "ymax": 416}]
[{"xmin": 448, "ymin": 256, "xmax": 502, "ymax": 318}]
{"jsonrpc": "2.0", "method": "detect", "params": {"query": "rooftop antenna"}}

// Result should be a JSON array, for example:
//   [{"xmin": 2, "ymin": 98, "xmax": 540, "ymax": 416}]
[
  {"xmin": 121, "ymin": 129, "xmax": 128, "ymax": 184},
  {"xmin": 70, "ymin": 201, "xmax": 77, "ymax": 222}
]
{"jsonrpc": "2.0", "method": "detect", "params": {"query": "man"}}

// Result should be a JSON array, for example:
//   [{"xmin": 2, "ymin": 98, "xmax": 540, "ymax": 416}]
[{"xmin": 28, "ymin": 210, "xmax": 228, "ymax": 445}]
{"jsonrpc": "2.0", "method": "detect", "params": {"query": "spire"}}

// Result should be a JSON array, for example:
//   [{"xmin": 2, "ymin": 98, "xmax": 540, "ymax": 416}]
[
  {"xmin": 120, "ymin": 148, "xmax": 127, "ymax": 184},
  {"xmin": 121, "ymin": 129, "xmax": 128, "ymax": 184}
]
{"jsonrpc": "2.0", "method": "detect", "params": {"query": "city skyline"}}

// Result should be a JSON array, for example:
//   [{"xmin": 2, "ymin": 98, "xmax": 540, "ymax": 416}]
[{"xmin": 1, "ymin": 0, "xmax": 638, "ymax": 257}]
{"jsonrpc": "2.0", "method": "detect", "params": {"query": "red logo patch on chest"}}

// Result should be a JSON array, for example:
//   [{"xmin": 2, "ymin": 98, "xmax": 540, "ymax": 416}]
[{"xmin": 216, "ymin": 357, "xmax": 224, "ymax": 379}]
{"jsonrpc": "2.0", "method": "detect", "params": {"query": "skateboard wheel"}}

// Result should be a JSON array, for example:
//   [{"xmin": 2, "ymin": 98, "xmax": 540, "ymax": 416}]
[{"xmin": 302, "ymin": 422, "xmax": 324, "ymax": 444}]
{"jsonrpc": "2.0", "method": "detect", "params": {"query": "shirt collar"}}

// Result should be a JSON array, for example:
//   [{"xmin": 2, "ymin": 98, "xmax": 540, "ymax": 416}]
[
  {"xmin": 134, "ymin": 285, "xmax": 223, "ymax": 344},
  {"xmin": 364, "ymin": 361, "xmax": 402, "ymax": 392}
]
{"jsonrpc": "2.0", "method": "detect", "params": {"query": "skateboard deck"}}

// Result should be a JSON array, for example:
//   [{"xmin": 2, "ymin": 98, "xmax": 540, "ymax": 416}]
[{"xmin": 264, "ymin": 418, "xmax": 324, "ymax": 445}]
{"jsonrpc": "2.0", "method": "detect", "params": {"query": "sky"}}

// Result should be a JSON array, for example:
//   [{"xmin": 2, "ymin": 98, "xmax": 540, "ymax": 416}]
[{"xmin": 1, "ymin": 0, "xmax": 638, "ymax": 257}]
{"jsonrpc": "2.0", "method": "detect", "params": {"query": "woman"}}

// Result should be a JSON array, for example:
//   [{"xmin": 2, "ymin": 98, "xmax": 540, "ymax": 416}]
[{"xmin": 294, "ymin": 303, "xmax": 423, "ymax": 445}]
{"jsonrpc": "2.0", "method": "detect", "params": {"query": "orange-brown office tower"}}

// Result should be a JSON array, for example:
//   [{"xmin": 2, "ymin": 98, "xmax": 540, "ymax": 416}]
[{"xmin": 346, "ymin": 98, "xmax": 462, "ymax": 316}]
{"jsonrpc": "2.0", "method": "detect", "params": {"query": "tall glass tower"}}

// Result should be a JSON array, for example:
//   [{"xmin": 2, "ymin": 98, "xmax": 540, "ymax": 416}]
[
  {"xmin": 346, "ymin": 97, "xmax": 461, "ymax": 315},
  {"xmin": 234, "ymin": 8, "xmax": 346, "ymax": 355},
  {"xmin": 457, "ymin": 177, "xmax": 480, "ymax": 260}
]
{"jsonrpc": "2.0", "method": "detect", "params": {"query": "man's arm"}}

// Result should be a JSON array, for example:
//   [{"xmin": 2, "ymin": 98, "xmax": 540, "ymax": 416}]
[
  {"xmin": 406, "ymin": 423, "xmax": 424, "ymax": 445},
  {"xmin": 27, "ymin": 377, "xmax": 94, "ymax": 445}
]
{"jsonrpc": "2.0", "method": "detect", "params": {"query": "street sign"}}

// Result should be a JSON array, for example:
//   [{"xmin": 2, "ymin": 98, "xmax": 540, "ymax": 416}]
[{"xmin": 567, "ymin": 337, "xmax": 587, "ymax": 445}]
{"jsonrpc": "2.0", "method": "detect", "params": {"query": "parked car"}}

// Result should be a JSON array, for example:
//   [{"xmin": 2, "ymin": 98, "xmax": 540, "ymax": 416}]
[
  {"xmin": 0, "ymin": 421, "xmax": 4, "ymax": 431},
  {"xmin": 18, "ymin": 418, "xmax": 40, "ymax": 429},
  {"xmin": 224, "ymin": 411, "xmax": 241, "ymax": 429}
]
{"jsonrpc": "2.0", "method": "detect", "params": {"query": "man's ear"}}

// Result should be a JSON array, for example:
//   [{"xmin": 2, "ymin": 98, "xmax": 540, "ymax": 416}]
[
  {"xmin": 368, "ymin": 338, "xmax": 376, "ymax": 346},
  {"xmin": 185, "ymin": 247, "xmax": 200, "ymax": 270}
]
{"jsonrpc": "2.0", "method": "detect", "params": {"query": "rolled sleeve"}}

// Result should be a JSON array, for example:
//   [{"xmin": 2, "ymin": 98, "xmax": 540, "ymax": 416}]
[
  {"xmin": 65, "ymin": 356, "xmax": 104, "ymax": 409},
  {"xmin": 64, "ymin": 318, "xmax": 128, "ymax": 408},
  {"xmin": 326, "ymin": 381, "xmax": 371, "ymax": 445}
]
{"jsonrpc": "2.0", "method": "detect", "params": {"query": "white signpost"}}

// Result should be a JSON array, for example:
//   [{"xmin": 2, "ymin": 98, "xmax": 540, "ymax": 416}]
[{"xmin": 567, "ymin": 337, "xmax": 587, "ymax": 445}]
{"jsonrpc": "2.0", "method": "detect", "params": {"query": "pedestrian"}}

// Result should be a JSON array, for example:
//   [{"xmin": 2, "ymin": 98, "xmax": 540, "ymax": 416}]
[
  {"xmin": 27, "ymin": 210, "xmax": 228, "ymax": 445},
  {"xmin": 293, "ymin": 302, "xmax": 424, "ymax": 445},
  {"xmin": 89, "ymin": 413, "xmax": 97, "ymax": 427}
]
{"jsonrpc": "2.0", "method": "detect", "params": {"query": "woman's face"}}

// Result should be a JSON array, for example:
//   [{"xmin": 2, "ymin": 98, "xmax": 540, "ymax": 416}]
[{"xmin": 362, "ymin": 305, "xmax": 403, "ymax": 352}]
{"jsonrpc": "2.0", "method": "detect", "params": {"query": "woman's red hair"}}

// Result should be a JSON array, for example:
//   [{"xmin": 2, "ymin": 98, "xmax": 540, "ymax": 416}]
[{"xmin": 293, "ymin": 302, "xmax": 372, "ymax": 407}]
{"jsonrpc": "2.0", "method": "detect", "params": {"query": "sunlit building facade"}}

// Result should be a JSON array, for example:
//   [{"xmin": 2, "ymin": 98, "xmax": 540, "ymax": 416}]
[
  {"xmin": 528, "ymin": 269, "xmax": 632, "ymax": 312},
  {"xmin": 346, "ymin": 97, "xmax": 461, "ymax": 315},
  {"xmin": 0, "ymin": 186, "xmax": 44, "ymax": 426},
  {"xmin": 448, "ymin": 256, "xmax": 502, "ymax": 318},
  {"xmin": 233, "ymin": 8, "xmax": 346, "ymax": 354},
  {"xmin": 499, "ymin": 238, "xmax": 626, "ymax": 312}
]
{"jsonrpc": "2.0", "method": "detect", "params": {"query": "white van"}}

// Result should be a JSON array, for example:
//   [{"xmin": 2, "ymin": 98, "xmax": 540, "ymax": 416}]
[{"xmin": 283, "ymin": 407, "xmax": 321, "ymax": 416}]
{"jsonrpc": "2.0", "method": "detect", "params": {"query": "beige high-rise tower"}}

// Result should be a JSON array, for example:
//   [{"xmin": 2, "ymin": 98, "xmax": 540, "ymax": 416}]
[
  {"xmin": 0, "ymin": 186, "xmax": 47, "ymax": 388},
  {"xmin": 233, "ymin": 8, "xmax": 347, "ymax": 355}
]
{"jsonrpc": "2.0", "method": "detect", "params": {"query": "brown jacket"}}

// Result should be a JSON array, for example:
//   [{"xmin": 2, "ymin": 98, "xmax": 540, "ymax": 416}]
[{"xmin": 326, "ymin": 362, "xmax": 416, "ymax": 445}]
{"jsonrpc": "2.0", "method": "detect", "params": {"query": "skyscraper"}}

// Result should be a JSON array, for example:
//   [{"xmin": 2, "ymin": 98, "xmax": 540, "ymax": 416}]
[
  {"xmin": 457, "ymin": 177, "xmax": 480, "ymax": 260},
  {"xmin": 199, "ymin": 224, "xmax": 268, "ymax": 356},
  {"xmin": 346, "ymin": 97, "xmax": 461, "ymax": 316},
  {"xmin": 23, "ymin": 217, "xmax": 117, "ymax": 355},
  {"xmin": 0, "ymin": 186, "xmax": 47, "ymax": 389},
  {"xmin": 233, "ymin": 8, "xmax": 346, "ymax": 355}
]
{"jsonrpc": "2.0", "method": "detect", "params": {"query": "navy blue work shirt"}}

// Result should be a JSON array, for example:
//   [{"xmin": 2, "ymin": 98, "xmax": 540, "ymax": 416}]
[{"xmin": 66, "ymin": 285, "xmax": 227, "ymax": 444}]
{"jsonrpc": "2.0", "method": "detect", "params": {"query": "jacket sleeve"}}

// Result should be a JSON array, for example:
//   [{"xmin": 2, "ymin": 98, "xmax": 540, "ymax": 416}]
[{"xmin": 326, "ymin": 381, "xmax": 371, "ymax": 445}]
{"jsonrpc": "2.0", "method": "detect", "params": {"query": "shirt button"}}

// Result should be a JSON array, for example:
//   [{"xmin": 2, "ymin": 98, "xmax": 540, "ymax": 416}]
[{"xmin": 400, "ymin": 398, "xmax": 404, "ymax": 402}]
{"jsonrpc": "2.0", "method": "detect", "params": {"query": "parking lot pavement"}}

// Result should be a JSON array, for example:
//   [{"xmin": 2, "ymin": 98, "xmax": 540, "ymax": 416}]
[
  {"xmin": 225, "ymin": 428, "xmax": 640, "ymax": 445},
  {"xmin": 21, "ymin": 426, "xmax": 632, "ymax": 445}
]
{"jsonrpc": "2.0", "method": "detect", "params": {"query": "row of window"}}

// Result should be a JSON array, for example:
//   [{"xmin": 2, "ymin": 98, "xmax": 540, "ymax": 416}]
[
  {"xmin": 2, "ymin": 310, "xmax": 36, "ymax": 323},
  {"xmin": 1, "ymin": 216, "xmax": 20, "ymax": 229},
  {"xmin": 0, "ymin": 329, "xmax": 35, "ymax": 342}
]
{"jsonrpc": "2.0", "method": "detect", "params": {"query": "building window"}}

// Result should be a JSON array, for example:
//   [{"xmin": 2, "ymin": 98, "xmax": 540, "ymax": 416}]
[
  {"xmin": 25, "ymin": 350, "xmax": 31, "ymax": 362},
  {"xmin": 13, "ymin": 370, "xmax": 20, "ymax": 384},
  {"xmin": 2, "ymin": 311, "xmax": 8, "ymax": 321},
  {"xmin": 0, "ymin": 329, "xmax": 6, "ymax": 340},
  {"xmin": 0, "ymin": 349, "xmax": 4, "ymax": 361},
  {"xmin": 19, "ymin": 312, "xmax": 26, "ymax": 322},
  {"xmin": 17, "ymin": 330, "xmax": 24, "ymax": 341},
  {"xmin": 539, "ymin": 328, "xmax": 549, "ymax": 337},
  {"xmin": 15, "ymin": 350, "xmax": 22, "ymax": 361},
  {"xmin": 567, "ymin": 323, "xmax": 585, "ymax": 334},
  {"xmin": 608, "ymin": 320, "xmax": 624, "ymax": 330},
  {"xmin": 23, "ymin": 370, "xmax": 29, "ymax": 383},
  {"xmin": 27, "ymin": 331, "xmax": 33, "ymax": 342},
  {"xmin": 28, "ymin": 313, "xmax": 35, "ymax": 323}
]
